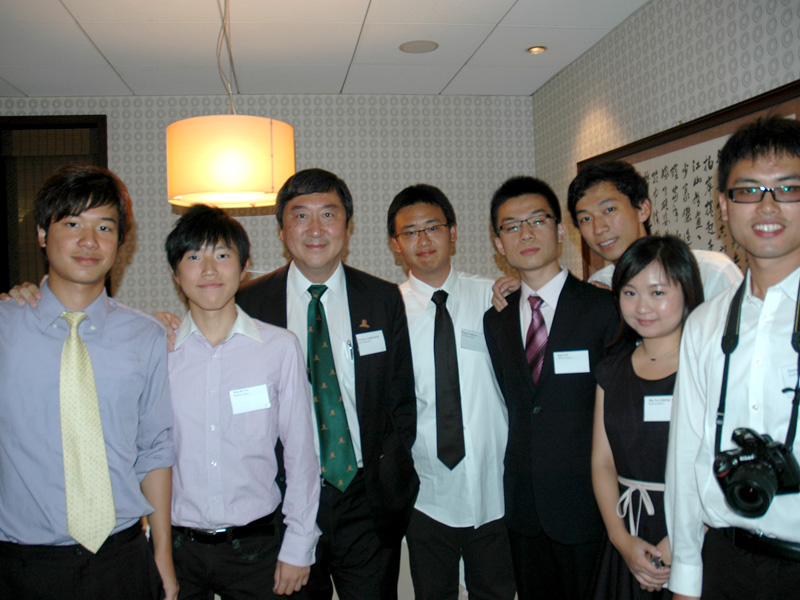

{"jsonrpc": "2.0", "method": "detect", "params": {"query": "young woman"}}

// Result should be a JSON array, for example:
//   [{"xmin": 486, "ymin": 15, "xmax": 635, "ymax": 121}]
[{"xmin": 590, "ymin": 235, "xmax": 704, "ymax": 599}]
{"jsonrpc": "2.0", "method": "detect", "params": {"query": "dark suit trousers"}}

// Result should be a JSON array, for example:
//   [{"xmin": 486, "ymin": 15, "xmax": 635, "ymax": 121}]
[
  {"xmin": 0, "ymin": 524, "xmax": 162, "ymax": 600},
  {"xmin": 299, "ymin": 470, "xmax": 401, "ymax": 600},
  {"xmin": 508, "ymin": 527, "xmax": 601, "ymax": 600},
  {"xmin": 172, "ymin": 527, "xmax": 281, "ymax": 600},
  {"xmin": 701, "ymin": 528, "xmax": 800, "ymax": 600},
  {"xmin": 406, "ymin": 509, "xmax": 516, "ymax": 600}
]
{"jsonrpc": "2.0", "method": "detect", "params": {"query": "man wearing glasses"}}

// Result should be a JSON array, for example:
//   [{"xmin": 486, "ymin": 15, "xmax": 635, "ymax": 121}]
[
  {"xmin": 483, "ymin": 176, "xmax": 618, "ymax": 600},
  {"xmin": 666, "ymin": 117, "xmax": 800, "ymax": 600},
  {"xmin": 387, "ymin": 185, "xmax": 515, "ymax": 600}
]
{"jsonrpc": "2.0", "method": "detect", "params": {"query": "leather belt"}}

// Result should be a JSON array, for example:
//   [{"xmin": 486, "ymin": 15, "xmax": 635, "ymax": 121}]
[
  {"xmin": 723, "ymin": 527, "xmax": 800, "ymax": 563},
  {"xmin": 173, "ymin": 510, "xmax": 277, "ymax": 545}
]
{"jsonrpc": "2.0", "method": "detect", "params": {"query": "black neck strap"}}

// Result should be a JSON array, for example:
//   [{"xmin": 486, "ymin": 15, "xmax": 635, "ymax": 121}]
[{"xmin": 714, "ymin": 275, "xmax": 800, "ymax": 455}]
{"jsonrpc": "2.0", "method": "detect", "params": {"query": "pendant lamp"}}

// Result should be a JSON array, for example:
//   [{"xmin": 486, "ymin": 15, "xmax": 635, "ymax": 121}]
[
  {"xmin": 166, "ymin": 0, "xmax": 294, "ymax": 208},
  {"xmin": 167, "ymin": 115, "xmax": 294, "ymax": 208}
]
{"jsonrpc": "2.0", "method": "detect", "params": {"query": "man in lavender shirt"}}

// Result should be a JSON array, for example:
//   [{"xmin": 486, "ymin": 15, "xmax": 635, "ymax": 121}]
[
  {"xmin": 0, "ymin": 165, "xmax": 177, "ymax": 599},
  {"xmin": 164, "ymin": 205, "xmax": 321, "ymax": 598}
]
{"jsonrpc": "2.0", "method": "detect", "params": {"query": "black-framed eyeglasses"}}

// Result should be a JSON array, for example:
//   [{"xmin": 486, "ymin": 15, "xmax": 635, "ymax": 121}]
[
  {"xmin": 727, "ymin": 186, "xmax": 800, "ymax": 203},
  {"xmin": 497, "ymin": 214, "xmax": 557, "ymax": 235},
  {"xmin": 393, "ymin": 223, "xmax": 450, "ymax": 240}
]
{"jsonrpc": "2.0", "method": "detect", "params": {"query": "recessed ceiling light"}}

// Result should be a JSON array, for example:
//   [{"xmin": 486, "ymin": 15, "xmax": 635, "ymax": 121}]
[
  {"xmin": 399, "ymin": 40, "xmax": 439, "ymax": 54},
  {"xmin": 526, "ymin": 46, "xmax": 547, "ymax": 55}
]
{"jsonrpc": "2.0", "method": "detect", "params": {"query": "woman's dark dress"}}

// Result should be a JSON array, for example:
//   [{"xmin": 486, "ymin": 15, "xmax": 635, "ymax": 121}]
[{"xmin": 589, "ymin": 347, "xmax": 675, "ymax": 600}]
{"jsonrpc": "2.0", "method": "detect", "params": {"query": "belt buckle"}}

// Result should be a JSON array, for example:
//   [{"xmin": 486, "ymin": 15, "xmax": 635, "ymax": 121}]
[{"xmin": 201, "ymin": 527, "xmax": 228, "ymax": 535}]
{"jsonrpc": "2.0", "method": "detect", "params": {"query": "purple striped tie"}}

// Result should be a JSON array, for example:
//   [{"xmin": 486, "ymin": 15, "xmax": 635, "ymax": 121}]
[{"xmin": 525, "ymin": 296, "xmax": 547, "ymax": 385}]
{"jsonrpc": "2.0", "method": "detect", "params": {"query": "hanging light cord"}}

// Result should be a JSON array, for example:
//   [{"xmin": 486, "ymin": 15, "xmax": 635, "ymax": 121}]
[{"xmin": 217, "ymin": 0, "xmax": 240, "ymax": 115}]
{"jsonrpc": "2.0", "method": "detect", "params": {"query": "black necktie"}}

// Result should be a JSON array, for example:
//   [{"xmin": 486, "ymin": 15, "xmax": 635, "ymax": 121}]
[{"xmin": 432, "ymin": 290, "xmax": 465, "ymax": 469}]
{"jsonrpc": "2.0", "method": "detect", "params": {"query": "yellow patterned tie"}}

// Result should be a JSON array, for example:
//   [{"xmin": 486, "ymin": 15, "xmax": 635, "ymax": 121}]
[{"xmin": 60, "ymin": 311, "xmax": 116, "ymax": 553}]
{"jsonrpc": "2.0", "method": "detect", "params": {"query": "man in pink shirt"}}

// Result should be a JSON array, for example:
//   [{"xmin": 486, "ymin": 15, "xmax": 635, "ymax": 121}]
[{"xmin": 165, "ymin": 204, "xmax": 320, "ymax": 599}]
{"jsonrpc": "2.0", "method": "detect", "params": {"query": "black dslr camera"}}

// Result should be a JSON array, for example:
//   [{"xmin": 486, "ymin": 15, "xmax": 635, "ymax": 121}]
[{"xmin": 713, "ymin": 427, "xmax": 800, "ymax": 518}]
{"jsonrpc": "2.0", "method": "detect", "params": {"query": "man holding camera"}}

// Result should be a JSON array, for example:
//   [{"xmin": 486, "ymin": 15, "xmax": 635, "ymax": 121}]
[{"xmin": 665, "ymin": 116, "xmax": 800, "ymax": 600}]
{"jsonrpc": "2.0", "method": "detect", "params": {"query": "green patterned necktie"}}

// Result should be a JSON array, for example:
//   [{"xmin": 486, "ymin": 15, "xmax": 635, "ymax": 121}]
[{"xmin": 307, "ymin": 285, "xmax": 357, "ymax": 491}]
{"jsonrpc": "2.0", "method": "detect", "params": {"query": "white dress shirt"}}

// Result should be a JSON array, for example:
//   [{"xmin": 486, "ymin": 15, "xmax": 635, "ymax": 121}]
[
  {"xmin": 400, "ymin": 269, "xmax": 508, "ymax": 528},
  {"xmin": 518, "ymin": 267, "xmax": 569, "ymax": 344},
  {"xmin": 589, "ymin": 248, "xmax": 742, "ymax": 300},
  {"xmin": 665, "ymin": 266, "xmax": 800, "ymax": 597},
  {"xmin": 286, "ymin": 261, "xmax": 363, "ymax": 467}
]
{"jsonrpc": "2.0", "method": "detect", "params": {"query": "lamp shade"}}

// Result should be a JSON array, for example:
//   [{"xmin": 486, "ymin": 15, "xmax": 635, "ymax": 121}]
[{"xmin": 167, "ymin": 115, "xmax": 295, "ymax": 208}]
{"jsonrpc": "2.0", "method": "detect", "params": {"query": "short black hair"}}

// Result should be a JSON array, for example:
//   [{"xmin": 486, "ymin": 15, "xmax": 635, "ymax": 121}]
[
  {"xmin": 386, "ymin": 184, "xmax": 457, "ymax": 237},
  {"xmin": 165, "ymin": 204, "xmax": 250, "ymax": 272},
  {"xmin": 567, "ymin": 161, "xmax": 651, "ymax": 233},
  {"xmin": 490, "ymin": 176, "xmax": 561, "ymax": 235},
  {"xmin": 34, "ymin": 164, "xmax": 133, "ymax": 245},
  {"xmin": 275, "ymin": 168, "xmax": 354, "ymax": 228},
  {"xmin": 611, "ymin": 235, "xmax": 704, "ymax": 345},
  {"xmin": 718, "ymin": 116, "xmax": 800, "ymax": 194}
]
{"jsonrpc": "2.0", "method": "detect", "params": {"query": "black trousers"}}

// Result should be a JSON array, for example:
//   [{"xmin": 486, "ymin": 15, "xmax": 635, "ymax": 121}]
[
  {"xmin": 701, "ymin": 528, "xmax": 800, "ymax": 600},
  {"xmin": 172, "ymin": 527, "xmax": 281, "ymax": 600},
  {"xmin": 508, "ymin": 526, "xmax": 602, "ymax": 600},
  {"xmin": 406, "ymin": 509, "xmax": 516, "ymax": 600},
  {"xmin": 0, "ymin": 523, "xmax": 162, "ymax": 600},
  {"xmin": 298, "ymin": 471, "xmax": 401, "ymax": 600}
]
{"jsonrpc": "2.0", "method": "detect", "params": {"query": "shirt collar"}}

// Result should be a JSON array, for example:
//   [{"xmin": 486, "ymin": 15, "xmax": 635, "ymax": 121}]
[
  {"xmin": 407, "ymin": 266, "xmax": 457, "ymax": 301},
  {"xmin": 743, "ymin": 265, "xmax": 800, "ymax": 305},
  {"xmin": 775, "ymin": 265, "xmax": 800, "ymax": 301},
  {"xmin": 288, "ymin": 259, "xmax": 346, "ymax": 299},
  {"xmin": 520, "ymin": 266, "xmax": 568, "ymax": 308},
  {"xmin": 174, "ymin": 305, "xmax": 262, "ymax": 349},
  {"xmin": 36, "ymin": 279, "xmax": 111, "ymax": 333}
]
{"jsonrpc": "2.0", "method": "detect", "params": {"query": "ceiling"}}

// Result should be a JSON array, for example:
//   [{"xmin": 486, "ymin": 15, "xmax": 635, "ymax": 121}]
[{"xmin": 0, "ymin": 0, "xmax": 649, "ymax": 98}]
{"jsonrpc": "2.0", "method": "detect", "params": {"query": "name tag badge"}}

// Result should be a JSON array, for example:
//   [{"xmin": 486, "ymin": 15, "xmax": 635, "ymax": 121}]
[
  {"xmin": 644, "ymin": 395, "xmax": 672, "ymax": 422},
  {"xmin": 230, "ymin": 384, "xmax": 270, "ymax": 415},
  {"xmin": 781, "ymin": 364, "xmax": 799, "ymax": 391},
  {"xmin": 553, "ymin": 350, "xmax": 590, "ymax": 374},
  {"xmin": 461, "ymin": 328, "xmax": 486, "ymax": 352},
  {"xmin": 355, "ymin": 330, "xmax": 387, "ymax": 356}
]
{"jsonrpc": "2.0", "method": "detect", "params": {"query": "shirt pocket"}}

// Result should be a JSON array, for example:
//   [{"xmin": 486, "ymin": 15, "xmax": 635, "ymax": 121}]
[{"xmin": 228, "ymin": 382, "xmax": 276, "ymax": 440}]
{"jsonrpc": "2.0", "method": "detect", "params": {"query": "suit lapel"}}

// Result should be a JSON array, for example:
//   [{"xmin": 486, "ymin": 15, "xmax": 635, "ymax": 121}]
[
  {"xmin": 537, "ymin": 274, "xmax": 579, "ymax": 385},
  {"xmin": 501, "ymin": 290, "xmax": 539, "ymax": 398},
  {"xmin": 343, "ymin": 266, "xmax": 366, "ymax": 414}
]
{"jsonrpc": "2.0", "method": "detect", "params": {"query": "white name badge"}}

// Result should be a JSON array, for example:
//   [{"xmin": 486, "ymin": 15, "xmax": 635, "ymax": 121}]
[
  {"xmin": 781, "ymin": 364, "xmax": 799, "ymax": 391},
  {"xmin": 553, "ymin": 350, "xmax": 590, "ymax": 374},
  {"xmin": 230, "ymin": 384, "xmax": 270, "ymax": 415},
  {"xmin": 461, "ymin": 328, "xmax": 486, "ymax": 352},
  {"xmin": 644, "ymin": 395, "xmax": 672, "ymax": 422},
  {"xmin": 356, "ymin": 330, "xmax": 387, "ymax": 356}
]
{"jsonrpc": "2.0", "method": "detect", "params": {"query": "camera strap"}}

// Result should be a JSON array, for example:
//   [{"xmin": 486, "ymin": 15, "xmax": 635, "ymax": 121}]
[{"xmin": 714, "ymin": 276, "xmax": 800, "ymax": 456}]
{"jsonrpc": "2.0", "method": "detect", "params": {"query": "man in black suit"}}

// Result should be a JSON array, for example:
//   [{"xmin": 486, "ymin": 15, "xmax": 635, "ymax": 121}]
[
  {"xmin": 483, "ymin": 176, "xmax": 618, "ymax": 600},
  {"xmin": 237, "ymin": 168, "xmax": 418, "ymax": 600}
]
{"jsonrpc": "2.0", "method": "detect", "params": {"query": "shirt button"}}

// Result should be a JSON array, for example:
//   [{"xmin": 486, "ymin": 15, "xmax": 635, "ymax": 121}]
[
  {"xmin": 752, "ymin": 404, "xmax": 759, "ymax": 411},
  {"xmin": 212, "ymin": 497, "xmax": 218, "ymax": 503},
  {"xmin": 754, "ymin": 358, "xmax": 762, "ymax": 365},
  {"xmin": 90, "ymin": 325, "xmax": 96, "ymax": 331},
  {"xmin": 209, "ymin": 389, "xmax": 215, "ymax": 394},
  {"xmin": 210, "ymin": 425, "xmax": 216, "ymax": 431},
  {"xmin": 211, "ymin": 461, "xmax": 217, "ymax": 467}
]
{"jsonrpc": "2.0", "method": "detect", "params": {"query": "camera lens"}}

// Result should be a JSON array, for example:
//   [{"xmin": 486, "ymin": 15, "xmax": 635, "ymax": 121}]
[{"xmin": 725, "ymin": 463, "xmax": 778, "ymax": 518}]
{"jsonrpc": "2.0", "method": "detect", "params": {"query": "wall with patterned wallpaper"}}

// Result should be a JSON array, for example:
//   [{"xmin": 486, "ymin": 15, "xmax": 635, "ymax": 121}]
[
  {"xmin": 533, "ymin": 0, "xmax": 800, "ymax": 273},
  {"xmin": 1, "ymin": 95, "xmax": 534, "ymax": 314}
]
